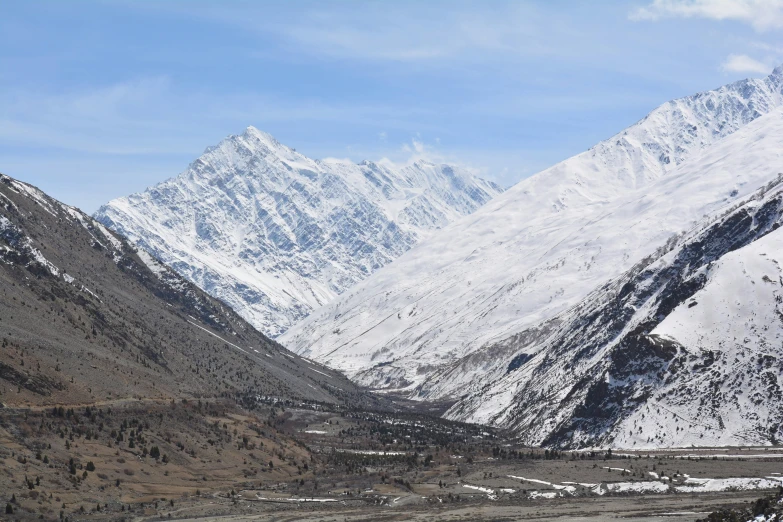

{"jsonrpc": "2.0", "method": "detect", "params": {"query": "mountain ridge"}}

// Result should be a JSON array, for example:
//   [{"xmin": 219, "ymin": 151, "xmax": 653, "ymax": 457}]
[
  {"xmin": 280, "ymin": 66, "xmax": 783, "ymax": 418},
  {"xmin": 449, "ymin": 171, "xmax": 783, "ymax": 448},
  {"xmin": 0, "ymin": 172, "xmax": 375, "ymax": 408},
  {"xmin": 95, "ymin": 127, "xmax": 502, "ymax": 337}
]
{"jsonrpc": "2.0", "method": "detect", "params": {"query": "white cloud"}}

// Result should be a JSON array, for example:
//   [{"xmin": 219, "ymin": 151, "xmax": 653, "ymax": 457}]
[
  {"xmin": 0, "ymin": 77, "xmax": 444, "ymax": 157},
  {"xmin": 400, "ymin": 138, "xmax": 446, "ymax": 163},
  {"xmin": 374, "ymin": 138, "xmax": 449, "ymax": 171},
  {"xmin": 720, "ymin": 53, "xmax": 771, "ymax": 74},
  {"xmin": 164, "ymin": 2, "xmax": 546, "ymax": 63},
  {"xmin": 631, "ymin": 0, "xmax": 783, "ymax": 31}
]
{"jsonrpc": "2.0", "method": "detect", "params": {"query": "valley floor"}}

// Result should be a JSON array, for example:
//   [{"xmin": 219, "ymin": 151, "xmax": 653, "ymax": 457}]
[
  {"xmin": 168, "ymin": 492, "xmax": 771, "ymax": 522},
  {"xmin": 2, "ymin": 396, "xmax": 782, "ymax": 521}
]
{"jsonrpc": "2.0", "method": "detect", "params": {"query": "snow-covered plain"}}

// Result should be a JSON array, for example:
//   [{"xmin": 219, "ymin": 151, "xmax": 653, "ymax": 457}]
[{"xmin": 95, "ymin": 127, "xmax": 501, "ymax": 337}]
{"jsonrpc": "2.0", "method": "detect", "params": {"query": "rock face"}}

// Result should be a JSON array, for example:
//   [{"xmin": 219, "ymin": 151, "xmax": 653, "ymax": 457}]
[
  {"xmin": 0, "ymin": 173, "xmax": 378, "ymax": 408},
  {"xmin": 95, "ymin": 128, "xmax": 501, "ymax": 337},
  {"xmin": 281, "ymin": 67, "xmax": 783, "ymax": 447}
]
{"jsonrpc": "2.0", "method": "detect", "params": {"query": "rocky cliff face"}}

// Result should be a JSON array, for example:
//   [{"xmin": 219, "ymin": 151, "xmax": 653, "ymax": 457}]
[{"xmin": 95, "ymin": 128, "xmax": 501, "ymax": 337}]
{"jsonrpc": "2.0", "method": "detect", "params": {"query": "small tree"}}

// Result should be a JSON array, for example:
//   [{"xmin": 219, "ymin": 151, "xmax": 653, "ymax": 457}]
[
  {"xmin": 150, "ymin": 446, "xmax": 161, "ymax": 460},
  {"xmin": 5, "ymin": 503, "xmax": 13, "ymax": 515},
  {"xmin": 86, "ymin": 461, "xmax": 95, "ymax": 472}
]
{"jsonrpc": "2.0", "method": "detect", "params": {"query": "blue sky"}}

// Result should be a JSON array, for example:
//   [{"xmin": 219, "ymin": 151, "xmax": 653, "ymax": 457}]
[{"xmin": 2, "ymin": 0, "xmax": 783, "ymax": 212}]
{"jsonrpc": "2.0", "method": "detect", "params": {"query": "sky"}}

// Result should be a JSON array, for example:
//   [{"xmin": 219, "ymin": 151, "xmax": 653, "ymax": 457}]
[{"xmin": 2, "ymin": 0, "xmax": 783, "ymax": 213}]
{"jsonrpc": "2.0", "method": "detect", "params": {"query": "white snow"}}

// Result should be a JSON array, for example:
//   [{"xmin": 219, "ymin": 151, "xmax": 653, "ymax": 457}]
[
  {"xmin": 462, "ymin": 484, "xmax": 497, "ymax": 500},
  {"xmin": 186, "ymin": 320, "xmax": 249, "ymax": 355},
  {"xmin": 282, "ymin": 66, "xmax": 783, "ymax": 405},
  {"xmin": 25, "ymin": 244, "xmax": 60, "ymax": 277},
  {"xmin": 675, "ymin": 477, "xmax": 783, "ymax": 492},
  {"xmin": 280, "ymin": 66, "xmax": 783, "ymax": 450},
  {"xmin": 529, "ymin": 491, "xmax": 559, "ymax": 499},
  {"xmin": 93, "ymin": 220, "xmax": 123, "ymax": 251},
  {"xmin": 308, "ymin": 367, "xmax": 331, "ymax": 378},
  {"xmin": 606, "ymin": 481, "xmax": 670, "ymax": 494},
  {"xmin": 507, "ymin": 475, "xmax": 576, "ymax": 494},
  {"xmin": 507, "ymin": 475, "xmax": 553, "ymax": 486},
  {"xmin": 95, "ymin": 127, "xmax": 501, "ymax": 338},
  {"xmin": 136, "ymin": 248, "xmax": 168, "ymax": 278},
  {"xmin": 9, "ymin": 180, "xmax": 58, "ymax": 217}
]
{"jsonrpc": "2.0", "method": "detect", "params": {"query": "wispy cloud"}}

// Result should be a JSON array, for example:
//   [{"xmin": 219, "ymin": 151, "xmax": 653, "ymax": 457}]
[
  {"xmin": 720, "ymin": 53, "xmax": 771, "ymax": 74},
  {"xmin": 0, "ymin": 77, "xmax": 182, "ymax": 155},
  {"xmin": 0, "ymin": 77, "xmax": 442, "ymax": 156},
  {"xmin": 630, "ymin": 0, "xmax": 783, "ymax": 31},
  {"xmin": 140, "ymin": 1, "xmax": 553, "ymax": 64},
  {"xmin": 274, "ymin": 5, "xmax": 537, "ymax": 62}
]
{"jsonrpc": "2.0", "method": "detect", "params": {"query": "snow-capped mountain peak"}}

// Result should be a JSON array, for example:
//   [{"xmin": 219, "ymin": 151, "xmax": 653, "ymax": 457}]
[{"xmin": 95, "ymin": 129, "xmax": 502, "ymax": 337}]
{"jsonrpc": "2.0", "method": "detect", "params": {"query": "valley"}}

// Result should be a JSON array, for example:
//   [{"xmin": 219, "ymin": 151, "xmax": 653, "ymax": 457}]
[
  {"xmin": 3, "ymin": 395, "xmax": 783, "ymax": 521},
  {"xmin": 5, "ymin": 86, "xmax": 783, "ymax": 520},
  {"xmin": 4, "ymin": 39, "xmax": 783, "ymax": 522}
]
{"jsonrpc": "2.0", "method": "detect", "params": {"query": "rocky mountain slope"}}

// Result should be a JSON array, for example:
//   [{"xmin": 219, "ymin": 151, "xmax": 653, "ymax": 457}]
[
  {"xmin": 0, "ymin": 173, "xmax": 376, "ymax": 409},
  {"xmin": 281, "ymin": 66, "xmax": 783, "ymax": 400},
  {"xmin": 95, "ymin": 128, "xmax": 501, "ymax": 337}
]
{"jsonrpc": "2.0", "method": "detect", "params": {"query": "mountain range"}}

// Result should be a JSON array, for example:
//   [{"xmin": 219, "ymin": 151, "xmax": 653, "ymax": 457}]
[
  {"xmin": 280, "ymin": 66, "xmax": 783, "ymax": 447},
  {"xmin": 87, "ymin": 66, "xmax": 783, "ymax": 449},
  {"xmin": 95, "ymin": 128, "xmax": 501, "ymax": 338}
]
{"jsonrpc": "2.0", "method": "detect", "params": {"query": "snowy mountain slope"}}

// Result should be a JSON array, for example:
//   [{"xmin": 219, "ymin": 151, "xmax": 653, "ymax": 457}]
[
  {"xmin": 281, "ymin": 66, "xmax": 783, "ymax": 391},
  {"xmin": 94, "ymin": 127, "xmax": 501, "ymax": 337},
  {"xmin": 446, "ymin": 173, "xmax": 783, "ymax": 448}
]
